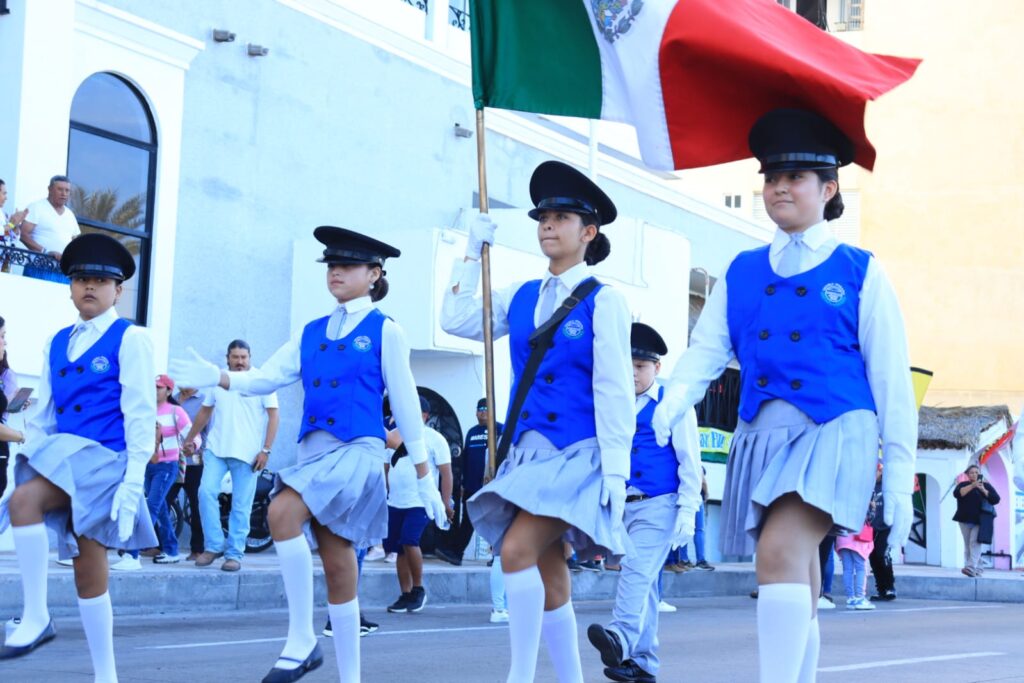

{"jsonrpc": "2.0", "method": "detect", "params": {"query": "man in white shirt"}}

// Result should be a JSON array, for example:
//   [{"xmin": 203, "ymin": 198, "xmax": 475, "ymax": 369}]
[
  {"xmin": 182, "ymin": 340, "xmax": 279, "ymax": 572},
  {"xmin": 384, "ymin": 396, "xmax": 453, "ymax": 614},
  {"xmin": 19, "ymin": 176, "xmax": 80, "ymax": 282}
]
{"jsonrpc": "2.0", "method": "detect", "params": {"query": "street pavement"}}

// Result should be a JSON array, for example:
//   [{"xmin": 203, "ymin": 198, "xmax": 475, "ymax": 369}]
[{"xmin": 2, "ymin": 596, "xmax": 1021, "ymax": 682}]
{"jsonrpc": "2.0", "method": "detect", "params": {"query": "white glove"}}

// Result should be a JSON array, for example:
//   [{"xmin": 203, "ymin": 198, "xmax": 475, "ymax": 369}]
[
  {"xmin": 600, "ymin": 475, "xmax": 626, "ymax": 527},
  {"xmin": 670, "ymin": 506, "xmax": 697, "ymax": 550},
  {"xmin": 110, "ymin": 481, "xmax": 144, "ymax": 543},
  {"xmin": 168, "ymin": 347, "xmax": 222, "ymax": 390},
  {"xmin": 416, "ymin": 474, "xmax": 449, "ymax": 531},
  {"xmin": 882, "ymin": 460, "xmax": 915, "ymax": 552},
  {"xmin": 465, "ymin": 214, "xmax": 496, "ymax": 260},
  {"xmin": 651, "ymin": 385, "xmax": 690, "ymax": 448}
]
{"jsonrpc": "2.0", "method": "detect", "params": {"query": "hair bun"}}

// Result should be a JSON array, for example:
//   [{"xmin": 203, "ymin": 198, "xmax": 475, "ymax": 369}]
[
  {"xmin": 585, "ymin": 231, "xmax": 611, "ymax": 266},
  {"xmin": 371, "ymin": 275, "xmax": 390, "ymax": 302}
]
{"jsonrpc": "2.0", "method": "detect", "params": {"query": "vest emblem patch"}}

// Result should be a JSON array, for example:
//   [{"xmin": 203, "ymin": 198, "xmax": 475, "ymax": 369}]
[
  {"xmin": 353, "ymin": 336, "xmax": 373, "ymax": 352},
  {"xmin": 562, "ymin": 319, "xmax": 585, "ymax": 339},
  {"xmin": 821, "ymin": 283, "xmax": 847, "ymax": 307},
  {"xmin": 90, "ymin": 356, "xmax": 111, "ymax": 374}
]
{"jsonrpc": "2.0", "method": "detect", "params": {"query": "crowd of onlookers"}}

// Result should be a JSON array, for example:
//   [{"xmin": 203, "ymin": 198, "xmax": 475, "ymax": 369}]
[{"xmin": 1, "ymin": 175, "xmax": 79, "ymax": 282}]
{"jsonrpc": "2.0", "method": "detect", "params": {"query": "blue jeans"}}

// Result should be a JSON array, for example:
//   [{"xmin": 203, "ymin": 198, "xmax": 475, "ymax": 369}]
[
  {"xmin": 198, "ymin": 453, "xmax": 259, "ymax": 561},
  {"xmin": 680, "ymin": 505, "xmax": 706, "ymax": 563},
  {"xmin": 144, "ymin": 461, "xmax": 179, "ymax": 557},
  {"xmin": 839, "ymin": 549, "xmax": 866, "ymax": 599}
]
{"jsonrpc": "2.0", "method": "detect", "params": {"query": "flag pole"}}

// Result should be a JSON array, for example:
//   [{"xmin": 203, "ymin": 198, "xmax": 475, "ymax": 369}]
[{"xmin": 475, "ymin": 108, "xmax": 499, "ymax": 480}]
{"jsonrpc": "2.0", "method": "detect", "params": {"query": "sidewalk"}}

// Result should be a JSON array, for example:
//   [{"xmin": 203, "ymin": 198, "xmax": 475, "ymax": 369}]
[{"xmin": 1, "ymin": 550, "xmax": 1021, "ymax": 617}]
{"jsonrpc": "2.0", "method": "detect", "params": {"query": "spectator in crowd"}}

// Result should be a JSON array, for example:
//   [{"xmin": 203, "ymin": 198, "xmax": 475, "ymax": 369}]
[
  {"xmin": 170, "ymin": 386, "xmax": 208, "ymax": 561},
  {"xmin": 437, "ymin": 398, "xmax": 503, "ymax": 566},
  {"xmin": 182, "ymin": 340, "xmax": 279, "ymax": 572},
  {"xmin": 953, "ymin": 464, "xmax": 1001, "ymax": 577},
  {"xmin": 679, "ymin": 468, "xmax": 715, "ymax": 571},
  {"xmin": 19, "ymin": 175, "xmax": 80, "ymax": 283},
  {"xmin": 868, "ymin": 464, "xmax": 896, "ymax": 601},
  {"xmin": 835, "ymin": 512, "xmax": 876, "ymax": 610},
  {"xmin": 817, "ymin": 537, "xmax": 836, "ymax": 610},
  {"xmin": 0, "ymin": 315, "xmax": 28, "ymax": 499},
  {"xmin": 1, "ymin": 179, "xmax": 29, "ymax": 249},
  {"xmin": 384, "ymin": 395, "xmax": 453, "ymax": 613}
]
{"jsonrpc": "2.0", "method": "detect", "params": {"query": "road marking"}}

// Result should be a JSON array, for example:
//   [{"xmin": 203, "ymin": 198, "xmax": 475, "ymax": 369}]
[
  {"xmin": 819, "ymin": 652, "xmax": 1005, "ymax": 673},
  {"xmin": 137, "ymin": 625, "xmax": 507, "ymax": 650},
  {"xmin": 835, "ymin": 604, "xmax": 1005, "ymax": 614}
]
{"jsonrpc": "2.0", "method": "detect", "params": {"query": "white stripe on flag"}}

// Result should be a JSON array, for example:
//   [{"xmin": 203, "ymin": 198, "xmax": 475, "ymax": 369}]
[{"xmin": 582, "ymin": 0, "xmax": 678, "ymax": 170}]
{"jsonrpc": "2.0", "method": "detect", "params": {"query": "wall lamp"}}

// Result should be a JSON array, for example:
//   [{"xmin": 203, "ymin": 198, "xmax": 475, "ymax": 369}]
[
  {"xmin": 247, "ymin": 44, "xmax": 270, "ymax": 57},
  {"xmin": 212, "ymin": 29, "xmax": 236, "ymax": 42}
]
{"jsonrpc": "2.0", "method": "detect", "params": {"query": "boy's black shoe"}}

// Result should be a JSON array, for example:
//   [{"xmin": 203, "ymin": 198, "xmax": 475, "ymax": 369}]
[
  {"xmin": 387, "ymin": 593, "xmax": 413, "ymax": 613},
  {"xmin": 406, "ymin": 586, "xmax": 428, "ymax": 613}
]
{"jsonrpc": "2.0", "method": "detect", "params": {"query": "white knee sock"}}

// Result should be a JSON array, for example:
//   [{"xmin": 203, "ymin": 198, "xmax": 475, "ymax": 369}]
[
  {"xmin": 541, "ymin": 601, "xmax": 584, "ymax": 683},
  {"xmin": 8, "ymin": 523, "xmax": 51, "ymax": 646},
  {"xmin": 274, "ymin": 535, "xmax": 317, "ymax": 670},
  {"xmin": 327, "ymin": 599, "xmax": 360, "ymax": 683},
  {"xmin": 796, "ymin": 616, "xmax": 820, "ymax": 683},
  {"xmin": 504, "ymin": 566, "xmax": 545, "ymax": 683},
  {"xmin": 79, "ymin": 592, "xmax": 117, "ymax": 683},
  {"xmin": 757, "ymin": 583, "xmax": 812, "ymax": 683}
]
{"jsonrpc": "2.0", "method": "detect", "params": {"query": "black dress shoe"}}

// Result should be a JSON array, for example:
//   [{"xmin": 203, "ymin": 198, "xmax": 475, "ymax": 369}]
[
  {"xmin": 261, "ymin": 643, "xmax": 324, "ymax": 683},
  {"xmin": 0, "ymin": 620, "xmax": 57, "ymax": 660},
  {"xmin": 587, "ymin": 623, "xmax": 623, "ymax": 667},
  {"xmin": 435, "ymin": 547, "xmax": 463, "ymax": 566},
  {"xmin": 604, "ymin": 659, "xmax": 657, "ymax": 683}
]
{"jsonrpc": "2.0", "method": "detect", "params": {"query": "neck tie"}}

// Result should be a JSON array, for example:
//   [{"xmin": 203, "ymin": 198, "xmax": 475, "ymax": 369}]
[
  {"xmin": 776, "ymin": 232, "xmax": 805, "ymax": 278},
  {"xmin": 328, "ymin": 305, "xmax": 348, "ymax": 340},
  {"xmin": 538, "ymin": 277, "xmax": 560, "ymax": 323}
]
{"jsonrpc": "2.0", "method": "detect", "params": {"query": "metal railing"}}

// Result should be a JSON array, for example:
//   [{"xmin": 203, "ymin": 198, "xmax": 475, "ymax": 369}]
[
  {"xmin": 399, "ymin": 0, "xmax": 470, "ymax": 31},
  {"xmin": 0, "ymin": 244, "xmax": 63, "ymax": 275}
]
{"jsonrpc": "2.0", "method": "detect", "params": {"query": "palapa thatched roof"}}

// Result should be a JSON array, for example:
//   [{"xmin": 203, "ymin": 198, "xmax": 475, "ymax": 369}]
[{"xmin": 917, "ymin": 405, "xmax": 1013, "ymax": 451}]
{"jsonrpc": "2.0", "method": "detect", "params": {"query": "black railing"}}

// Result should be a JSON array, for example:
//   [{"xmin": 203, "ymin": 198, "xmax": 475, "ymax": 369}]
[
  {"xmin": 0, "ymin": 244, "xmax": 63, "ymax": 274},
  {"xmin": 695, "ymin": 367, "xmax": 742, "ymax": 433},
  {"xmin": 401, "ymin": 0, "xmax": 427, "ymax": 10},
  {"xmin": 449, "ymin": 2, "xmax": 469, "ymax": 30}
]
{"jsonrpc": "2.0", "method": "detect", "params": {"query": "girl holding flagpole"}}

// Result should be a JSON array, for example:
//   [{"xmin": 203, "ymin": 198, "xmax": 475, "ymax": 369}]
[
  {"xmin": 652, "ymin": 109, "xmax": 918, "ymax": 683},
  {"xmin": 442, "ymin": 160, "xmax": 634, "ymax": 682}
]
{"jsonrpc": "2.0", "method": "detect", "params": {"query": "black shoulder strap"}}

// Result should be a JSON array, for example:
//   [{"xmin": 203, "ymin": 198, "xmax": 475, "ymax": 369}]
[{"xmin": 496, "ymin": 277, "xmax": 602, "ymax": 463}]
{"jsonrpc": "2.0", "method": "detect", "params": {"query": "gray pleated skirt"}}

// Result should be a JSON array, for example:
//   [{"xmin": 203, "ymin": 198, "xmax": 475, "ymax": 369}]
[
  {"xmin": 3, "ymin": 433, "xmax": 158, "ymax": 559},
  {"xmin": 720, "ymin": 400, "xmax": 879, "ymax": 557},
  {"xmin": 467, "ymin": 431, "xmax": 632, "ymax": 563},
  {"xmin": 274, "ymin": 431, "xmax": 388, "ymax": 550}
]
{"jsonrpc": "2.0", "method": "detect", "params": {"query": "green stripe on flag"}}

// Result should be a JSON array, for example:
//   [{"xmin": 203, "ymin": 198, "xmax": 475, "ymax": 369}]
[{"xmin": 470, "ymin": 0, "xmax": 602, "ymax": 117}]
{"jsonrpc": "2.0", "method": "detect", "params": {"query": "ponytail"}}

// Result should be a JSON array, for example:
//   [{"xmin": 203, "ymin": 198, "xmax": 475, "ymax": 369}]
[
  {"xmin": 371, "ymin": 274, "xmax": 389, "ymax": 302},
  {"xmin": 585, "ymin": 231, "xmax": 611, "ymax": 266},
  {"xmin": 815, "ymin": 168, "xmax": 844, "ymax": 221}
]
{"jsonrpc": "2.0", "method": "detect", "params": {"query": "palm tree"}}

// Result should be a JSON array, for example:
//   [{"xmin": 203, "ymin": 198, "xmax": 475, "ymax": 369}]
[{"xmin": 71, "ymin": 187, "xmax": 145, "ymax": 231}]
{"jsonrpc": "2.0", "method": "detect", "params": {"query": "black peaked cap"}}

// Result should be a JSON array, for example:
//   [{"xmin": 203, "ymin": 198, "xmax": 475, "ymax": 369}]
[
  {"xmin": 314, "ymin": 226, "xmax": 400, "ymax": 266},
  {"xmin": 631, "ymin": 322, "xmax": 668, "ymax": 361},
  {"xmin": 527, "ymin": 161, "xmax": 617, "ymax": 226},
  {"xmin": 60, "ymin": 233, "xmax": 136, "ymax": 281},
  {"xmin": 749, "ymin": 108, "xmax": 855, "ymax": 173}
]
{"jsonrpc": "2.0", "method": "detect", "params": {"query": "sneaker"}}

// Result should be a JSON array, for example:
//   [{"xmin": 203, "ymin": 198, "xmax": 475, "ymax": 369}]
[
  {"xmin": 110, "ymin": 556, "xmax": 142, "ymax": 572},
  {"xmin": 153, "ymin": 553, "xmax": 181, "ymax": 564},
  {"xmin": 845, "ymin": 597, "xmax": 858, "ymax": 609},
  {"xmin": 435, "ymin": 547, "xmax": 463, "ymax": 566},
  {"xmin": 489, "ymin": 609, "xmax": 510, "ymax": 623},
  {"xmin": 657, "ymin": 600, "xmax": 677, "ymax": 613},
  {"xmin": 406, "ymin": 586, "xmax": 428, "ymax": 613},
  {"xmin": 567, "ymin": 558, "xmax": 583, "ymax": 572},
  {"xmin": 387, "ymin": 593, "xmax": 413, "ymax": 613},
  {"xmin": 870, "ymin": 589, "xmax": 897, "ymax": 602},
  {"xmin": 55, "ymin": 558, "xmax": 74, "ymax": 567},
  {"xmin": 817, "ymin": 596, "xmax": 836, "ymax": 610},
  {"xmin": 365, "ymin": 546, "xmax": 385, "ymax": 562},
  {"xmin": 359, "ymin": 615, "xmax": 379, "ymax": 636},
  {"xmin": 322, "ymin": 618, "xmax": 333, "ymax": 637},
  {"xmin": 384, "ymin": 552, "xmax": 398, "ymax": 564},
  {"xmin": 578, "ymin": 560, "xmax": 602, "ymax": 572},
  {"xmin": 694, "ymin": 560, "xmax": 715, "ymax": 571},
  {"xmin": 854, "ymin": 597, "xmax": 876, "ymax": 611}
]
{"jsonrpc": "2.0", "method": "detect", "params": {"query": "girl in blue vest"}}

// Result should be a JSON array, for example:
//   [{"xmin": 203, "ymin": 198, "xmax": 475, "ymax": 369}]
[
  {"xmin": 171, "ymin": 227, "xmax": 446, "ymax": 683},
  {"xmin": 0, "ymin": 234, "xmax": 158, "ymax": 681},
  {"xmin": 653, "ymin": 109, "xmax": 918, "ymax": 683},
  {"xmin": 442, "ymin": 161, "xmax": 635, "ymax": 682}
]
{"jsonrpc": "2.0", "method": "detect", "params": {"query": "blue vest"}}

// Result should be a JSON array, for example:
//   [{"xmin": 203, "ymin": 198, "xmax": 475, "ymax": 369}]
[
  {"xmin": 298, "ymin": 309, "xmax": 387, "ymax": 443},
  {"xmin": 629, "ymin": 386, "xmax": 681, "ymax": 497},
  {"xmin": 506, "ymin": 278, "xmax": 603, "ymax": 448},
  {"xmin": 726, "ymin": 244, "xmax": 877, "ymax": 424},
  {"xmin": 50, "ymin": 318, "xmax": 131, "ymax": 451}
]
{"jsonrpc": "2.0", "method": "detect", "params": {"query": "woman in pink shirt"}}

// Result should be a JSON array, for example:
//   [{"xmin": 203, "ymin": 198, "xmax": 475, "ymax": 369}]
[{"xmin": 145, "ymin": 375, "xmax": 195, "ymax": 564}]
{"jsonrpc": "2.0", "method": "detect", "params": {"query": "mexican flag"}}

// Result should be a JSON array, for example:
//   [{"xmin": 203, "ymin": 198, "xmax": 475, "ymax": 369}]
[{"xmin": 470, "ymin": 0, "xmax": 920, "ymax": 171}]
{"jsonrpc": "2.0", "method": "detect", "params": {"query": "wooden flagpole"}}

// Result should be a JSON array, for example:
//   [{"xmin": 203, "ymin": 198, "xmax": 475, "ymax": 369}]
[{"xmin": 475, "ymin": 108, "xmax": 499, "ymax": 479}]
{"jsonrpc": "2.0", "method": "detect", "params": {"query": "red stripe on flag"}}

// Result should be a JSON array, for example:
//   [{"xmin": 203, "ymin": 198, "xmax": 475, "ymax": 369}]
[{"xmin": 659, "ymin": 0, "xmax": 920, "ymax": 170}]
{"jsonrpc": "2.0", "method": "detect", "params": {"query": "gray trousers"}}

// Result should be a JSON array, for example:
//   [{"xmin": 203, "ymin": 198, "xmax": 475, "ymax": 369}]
[
  {"xmin": 607, "ymin": 493, "xmax": 678, "ymax": 675},
  {"xmin": 959, "ymin": 522, "xmax": 983, "ymax": 571}
]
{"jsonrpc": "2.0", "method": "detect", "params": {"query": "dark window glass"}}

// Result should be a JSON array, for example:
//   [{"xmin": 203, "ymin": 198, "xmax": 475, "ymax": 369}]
[
  {"xmin": 67, "ymin": 73, "xmax": 156, "ymax": 324},
  {"xmin": 69, "ymin": 73, "xmax": 153, "ymax": 143}
]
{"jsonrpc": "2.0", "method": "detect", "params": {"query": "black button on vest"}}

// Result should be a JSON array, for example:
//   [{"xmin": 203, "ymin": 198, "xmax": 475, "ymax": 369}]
[
  {"xmin": 757, "ymin": 376, "xmax": 768, "ymax": 388},
  {"xmin": 330, "ymin": 380, "xmax": 339, "ymax": 388},
  {"xmin": 319, "ymin": 343, "xmax": 327, "ymax": 351},
  {"xmin": 57, "ymin": 407, "xmax": 64, "ymax": 415},
  {"xmin": 796, "ymin": 286, "xmax": 808, "ymax": 297},
  {"xmin": 547, "ymin": 412, "xmax": 557, "ymax": 422},
  {"xmin": 521, "ymin": 411, "xmax": 530, "ymax": 419},
  {"xmin": 308, "ymin": 416, "xmax": 317, "ymax": 424},
  {"xmin": 765, "ymin": 285, "xmax": 776, "ymax": 295},
  {"xmin": 632, "ymin": 447, "xmax": 638, "ymax": 454},
  {"xmin": 759, "ymin": 330, "xmax": 770, "ymax": 340},
  {"xmin": 313, "ymin": 379, "xmax": 321, "ymax": 388},
  {"xmin": 74, "ymin": 405, "xmax": 82, "ymax": 412},
  {"xmin": 791, "ymin": 380, "xmax": 802, "ymax": 390},
  {"xmin": 635, "ymin": 471, "xmax": 643, "ymax": 478},
  {"xmin": 544, "ymin": 374, "xmax": 554, "ymax": 384},
  {"xmin": 76, "ymin": 366, "xmax": 84, "ymax": 373},
  {"xmin": 790, "ymin": 331, "xmax": 801, "ymax": 342},
  {"xmin": 326, "ymin": 418, "xmax": 335, "ymax": 426},
  {"xmin": 59, "ymin": 369, "xmax": 67, "ymax": 377},
  {"xmin": 338, "ymin": 344, "xmax": 346, "ymax": 351}
]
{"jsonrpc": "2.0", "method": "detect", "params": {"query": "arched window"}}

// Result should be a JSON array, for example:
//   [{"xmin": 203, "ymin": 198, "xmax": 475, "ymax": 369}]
[{"xmin": 67, "ymin": 73, "xmax": 156, "ymax": 323}]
